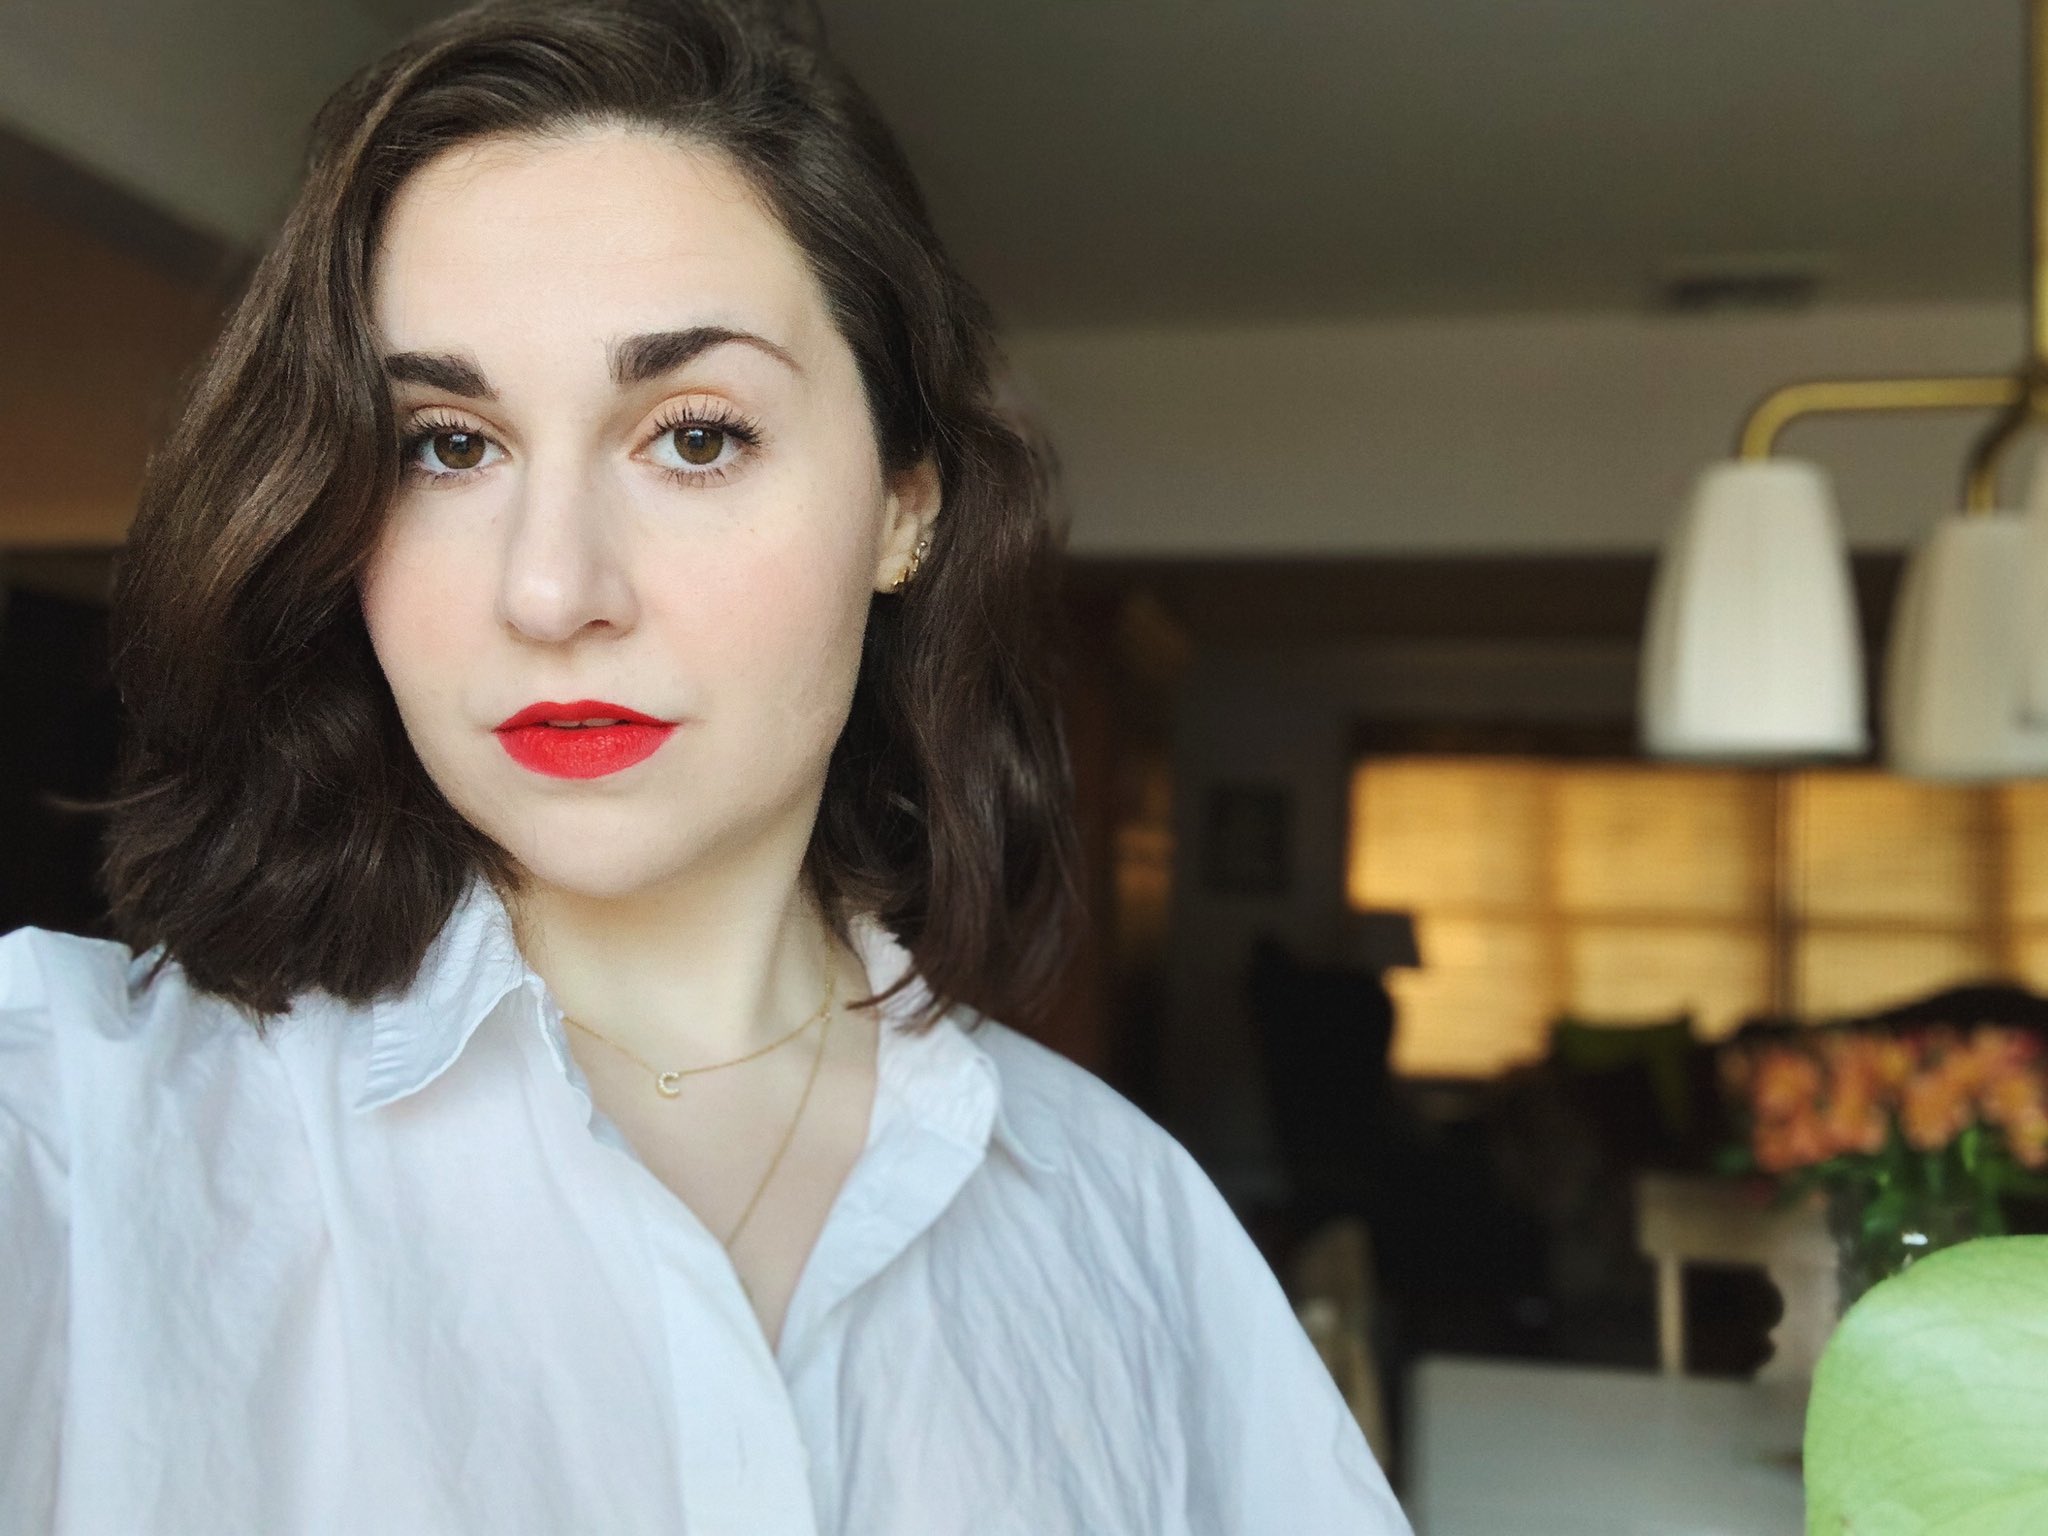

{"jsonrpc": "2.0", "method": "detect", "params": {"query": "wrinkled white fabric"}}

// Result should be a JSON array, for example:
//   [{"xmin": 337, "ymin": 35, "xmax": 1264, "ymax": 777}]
[{"xmin": 0, "ymin": 879, "xmax": 1411, "ymax": 1535}]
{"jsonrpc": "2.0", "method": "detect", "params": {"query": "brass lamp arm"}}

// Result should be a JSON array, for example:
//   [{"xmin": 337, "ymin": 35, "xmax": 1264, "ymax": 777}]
[
  {"xmin": 1736, "ymin": 376, "xmax": 2027, "ymax": 461},
  {"xmin": 1735, "ymin": 374, "xmax": 2042, "ymax": 511},
  {"xmin": 1724, "ymin": 0, "xmax": 2048, "ymax": 512},
  {"xmin": 1962, "ymin": 378, "xmax": 2048, "ymax": 510}
]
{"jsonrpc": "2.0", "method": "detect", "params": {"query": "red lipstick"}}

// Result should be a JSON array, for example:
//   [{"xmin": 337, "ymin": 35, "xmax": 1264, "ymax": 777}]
[{"xmin": 493, "ymin": 699, "xmax": 678, "ymax": 779}]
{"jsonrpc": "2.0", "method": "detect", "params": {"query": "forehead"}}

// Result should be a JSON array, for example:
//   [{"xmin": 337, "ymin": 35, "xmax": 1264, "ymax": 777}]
[{"xmin": 371, "ymin": 126, "xmax": 827, "ymax": 362}]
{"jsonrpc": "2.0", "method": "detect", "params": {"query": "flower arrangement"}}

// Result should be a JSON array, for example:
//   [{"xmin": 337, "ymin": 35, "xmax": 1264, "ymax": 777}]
[{"xmin": 1721, "ymin": 1024, "xmax": 2048, "ymax": 1305}]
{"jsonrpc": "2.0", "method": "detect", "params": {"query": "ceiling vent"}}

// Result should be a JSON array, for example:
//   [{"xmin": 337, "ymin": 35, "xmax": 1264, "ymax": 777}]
[{"xmin": 1655, "ymin": 257, "xmax": 1828, "ymax": 314}]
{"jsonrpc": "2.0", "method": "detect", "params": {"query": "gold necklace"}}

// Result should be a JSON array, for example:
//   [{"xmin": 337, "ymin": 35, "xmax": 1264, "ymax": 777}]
[
  {"xmin": 564, "ymin": 940, "xmax": 838, "ymax": 1097},
  {"xmin": 724, "ymin": 1000, "xmax": 831, "ymax": 1253},
  {"xmin": 562, "ymin": 933, "xmax": 840, "ymax": 1253}
]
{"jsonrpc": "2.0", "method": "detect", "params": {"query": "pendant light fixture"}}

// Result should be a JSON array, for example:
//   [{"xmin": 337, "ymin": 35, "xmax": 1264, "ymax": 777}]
[
  {"xmin": 1641, "ymin": 458, "xmax": 1865, "ymax": 760},
  {"xmin": 1643, "ymin": 0, "xmax": 2048, "ymax": 776},
  {"xmin": 1887, "ymin": 509, "xmax": 2048, "ymax": 778}
]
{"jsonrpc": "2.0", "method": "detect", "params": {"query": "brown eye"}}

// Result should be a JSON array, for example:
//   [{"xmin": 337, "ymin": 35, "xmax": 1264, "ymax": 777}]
[
  {"xmin": 675, "ymin": 426, "xmax": 726, "ymax": 466},
  {"xmin": 432, "ymin": 431, "xmax": 487, "ymax": 471}
]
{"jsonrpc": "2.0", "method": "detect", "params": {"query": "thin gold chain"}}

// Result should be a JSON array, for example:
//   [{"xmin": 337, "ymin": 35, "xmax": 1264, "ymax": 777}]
[
  {"xmin": 564, "ymin": 936, "xmax": 837, "ymax": 1096},
  {"xmin": 559, "ymin": 929, "xmax": 841, "ymax": 1256},
  {"xmin": 724, "ymin": 1000, "xmax": 832, "ymax": 1252}
]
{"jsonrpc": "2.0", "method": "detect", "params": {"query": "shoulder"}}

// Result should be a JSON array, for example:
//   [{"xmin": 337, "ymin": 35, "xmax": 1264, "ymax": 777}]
[
  {"xmin": 0, "ymin": 924, "xmax": 142, "ymax": 1033},
  {"xmin": 0, "ymin": 925, "xmax": 284, "ymax": 1156},
  {"xmin": 0, "ymin": 929, "xmax": 137, "ymax": 1530},
  {"xmin": 0, "ymin": 925, "xmax": 139, "ymax": 1134},
  {"xmin": 973, "ymin": 1019, "xmax": 1186, "ymax": 1176},
  {"xmin": 963, "ymin": 1020, "xmax": 1411, "ymax": 1530},
  {"xmin": 0, "ymin": 922, "xmax": 248, "ymax": 1058},
  {"xmin": 970, "ymin": 1019, "xmax": 1256, "ymax": 1267},
  {"xmin": 0, "ymin": 926, "xmax": 152, "ymax": 1213}
]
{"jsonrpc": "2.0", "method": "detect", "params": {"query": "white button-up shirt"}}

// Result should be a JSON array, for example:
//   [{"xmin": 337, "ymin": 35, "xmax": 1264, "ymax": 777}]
[{"xmin": 0, "ymin": 879, "xmax": 1411, "ymax": 1534}]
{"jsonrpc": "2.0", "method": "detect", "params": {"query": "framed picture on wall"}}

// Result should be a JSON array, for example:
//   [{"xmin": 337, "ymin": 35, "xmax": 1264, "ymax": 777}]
[{"xmin": 1202, "ymin": 781, "xmax": 1292, "ymax": 895}]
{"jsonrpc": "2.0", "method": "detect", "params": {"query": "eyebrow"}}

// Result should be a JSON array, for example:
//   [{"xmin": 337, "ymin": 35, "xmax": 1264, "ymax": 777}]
[
  {"xmin": 610, "ymin": 327, "xmax": 802, "ymax": 387},
  {"xmin": 381, "ymin": 350, "xmax": 494, "ymax": 399},
  {"xmin": 380, "ymin": 326, "xmax": 802, "ymax": 401}
]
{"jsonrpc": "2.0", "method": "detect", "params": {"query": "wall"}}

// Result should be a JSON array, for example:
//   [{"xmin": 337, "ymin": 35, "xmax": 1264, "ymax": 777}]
[
  {"xmin": 0, "ymin": 0, "xmax": 382, "ymax": 247},
  {"xmin": 1009, "ymin": 302, "xmax": 2031, "ymax": 556},
  {"xmin": 0, "ymin": 193, "xmax": 224, "ymax": 547},
  {"xmin": 1165, "ymin": 637, "xmax": 1638, "ymax": 1192}
]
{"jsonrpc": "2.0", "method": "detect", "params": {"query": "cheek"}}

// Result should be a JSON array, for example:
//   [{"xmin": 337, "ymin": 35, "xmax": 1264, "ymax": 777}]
[
  {"xmin": 358, "ymin": 531, "xmax": 474, "ymax": 708},
  {"xmin": 719, "ymin": 553, "xmax": 858, "ymax": 675},
  {"xmin": 685, "ymin": 522, "xmax": 875, "ymax": 729}
]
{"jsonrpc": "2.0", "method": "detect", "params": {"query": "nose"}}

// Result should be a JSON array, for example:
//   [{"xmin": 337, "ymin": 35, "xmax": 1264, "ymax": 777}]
[{"xmin": 495, "ymin": 469, "xmax": 638, "ymax": 644}]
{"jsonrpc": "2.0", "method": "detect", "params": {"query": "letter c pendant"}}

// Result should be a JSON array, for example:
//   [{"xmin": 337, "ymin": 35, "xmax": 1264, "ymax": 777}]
[{"xmin": 657, "ymin": 1071, "xmax": 684, "ymax": 1098}]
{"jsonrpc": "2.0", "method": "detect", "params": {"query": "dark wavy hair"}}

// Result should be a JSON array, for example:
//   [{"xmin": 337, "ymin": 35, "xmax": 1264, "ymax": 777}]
[{"xmin": 102, "ymin": 0, "xmax": 1083, "ymax": 1035}]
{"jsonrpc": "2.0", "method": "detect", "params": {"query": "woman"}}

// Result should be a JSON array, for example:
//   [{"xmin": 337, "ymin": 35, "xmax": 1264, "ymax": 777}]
[{"xmin": 0, "ymin": 2, "xmax": 1412, "ymax": 1531}]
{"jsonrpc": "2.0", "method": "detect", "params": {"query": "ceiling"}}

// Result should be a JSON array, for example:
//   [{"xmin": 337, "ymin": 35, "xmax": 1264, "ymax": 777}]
[
  {"xmin": 19, "ymin": 0, "xmax": 2040, "ymax": 326},
  {"xmin": 818, "ymin": 0, "xmax": 2029, "ymax": 324}
]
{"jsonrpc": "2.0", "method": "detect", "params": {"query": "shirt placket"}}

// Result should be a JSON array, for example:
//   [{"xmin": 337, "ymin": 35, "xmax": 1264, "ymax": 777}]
[
  {"xmin": 530, "ymin": 987, "xmax": 822, "ymax": 1536},
  {"xmin": 772, "ymin": 1021, "xmax": 1002, "ymax": 1535},
  {"xmin": 633, "ymin": 1179, "xmax": 822, "ymax": 1536}
]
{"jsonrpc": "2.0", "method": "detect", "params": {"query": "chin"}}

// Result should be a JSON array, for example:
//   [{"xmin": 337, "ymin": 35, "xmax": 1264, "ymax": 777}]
[
  {"xmin": 480, "ymin": 792, "xmax": 778, "ymax": 905},
  {"xmin": 432, "ymin": 745, "xmax": 816, "ymax": 902},
  {"xmin": 499, "ymin": 835, "xmax": 694, "ymax": 903}
]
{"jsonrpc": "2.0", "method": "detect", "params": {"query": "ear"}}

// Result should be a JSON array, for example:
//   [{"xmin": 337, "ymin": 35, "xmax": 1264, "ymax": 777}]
[{"xmin": 874, "ymin": 457, "xmax": 942, "ymax": 593}]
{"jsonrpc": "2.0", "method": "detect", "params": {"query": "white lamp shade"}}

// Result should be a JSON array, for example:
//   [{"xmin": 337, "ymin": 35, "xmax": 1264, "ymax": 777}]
[
  {"xmin": 1641, "ymin": 458, "xmax": 1868, "ymax": 760},
  {"xmin": 1884, "ymin": 511, "xmax": 2048, "ymax": 780},
  {"xmin": 2018, "ymin": 456, "xmax": 2048, "ymax": 723}
]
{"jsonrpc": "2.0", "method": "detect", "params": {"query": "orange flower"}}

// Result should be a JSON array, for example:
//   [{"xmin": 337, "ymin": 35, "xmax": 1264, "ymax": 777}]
[
  {"xmin": 1950, "ymin": 1028, "xmax": 2013, "ymax": 1094},
  {"xmin": 1752, "ymin": 1048, "xmax": 1822, "ymax": 1122},
  {"xmin": 1869, "ymin": 1036, "xmax": 1918, "ymax": 1094},
  {"xmin": 1731, "ymin": 1022, "xmax": 2048, "ymax": 1173},
  {"xmin": 2008, "ymin": 1116, "xmax": 2048, "ymax": 1170},
  {"xmin": 1820, "ymin": 1073, "xmax": 1887, "ymax": 1157},
  {"xmin": 1981, "ymin": 1070, "xmax": 2042, "ymax": 1129},
  {"xmin": 1979, "ymin": 1064, "xmax": 2048, "ymax": 1168},
  {"xmin": 1754, "ymin": 1121, "xmax": 1796, "ymax": 1174},
  {"xmin": 1901, "ymin": 1062, "xmax": 1975, "ymax": 1153},
  {"xmin": 1756, "ymin": 1112, "xmax": 1834, "ymax": 1174},
  {"xmin": 1970, "ymin": 1027, "xmax": 2040, "ymax": 1099},
  {"xmin": 1783, "ymin": 1108, "xmax": 1834, "ymax": 1170}
]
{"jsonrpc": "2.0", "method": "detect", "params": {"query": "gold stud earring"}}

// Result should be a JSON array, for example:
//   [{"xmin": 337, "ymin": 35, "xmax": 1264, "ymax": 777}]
[{"xmin": 891, "ymin": 532, "xmax": 932, "ymax": 593}]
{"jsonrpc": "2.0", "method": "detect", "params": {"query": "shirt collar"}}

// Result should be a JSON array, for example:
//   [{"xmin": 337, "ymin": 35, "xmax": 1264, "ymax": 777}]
[
  {"xmin": 354, "ymin": 876, "xmax": 528, "ymax": 1116},
  {"xmin": 853, "ymin": 926, "xmax": 1058, "ymax": 1175},
  {"xmin": 350, "ymin": 876, "xmax": 1051, "ymax": 1172}
]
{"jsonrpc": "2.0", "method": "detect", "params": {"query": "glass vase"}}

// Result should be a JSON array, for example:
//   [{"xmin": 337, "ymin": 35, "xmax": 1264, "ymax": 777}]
[{"xmin": 1826, "ymin": 1176, "xmax": 1989, "ymax": 1313}]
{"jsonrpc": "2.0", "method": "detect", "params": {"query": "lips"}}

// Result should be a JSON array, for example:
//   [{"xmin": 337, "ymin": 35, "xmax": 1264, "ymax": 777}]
[{"xmin": 493, "ymin": 699, "xmax": 679, "ymax": 780}]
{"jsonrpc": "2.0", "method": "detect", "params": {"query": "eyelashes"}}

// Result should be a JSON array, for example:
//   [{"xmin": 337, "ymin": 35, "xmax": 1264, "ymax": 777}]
[
  {"xmin": 400, "ymin": 412, "xmax": 500, "ymax": 481},
  {"xmin": 644, "ymin": 403, "xmax": 762, "ymax": 485},
  {"xmin": 396, "ymin": 402, "xmax": 765, "ymax": 489}
]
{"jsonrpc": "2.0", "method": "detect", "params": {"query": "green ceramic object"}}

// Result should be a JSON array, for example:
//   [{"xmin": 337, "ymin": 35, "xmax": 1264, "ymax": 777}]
[{"xmin": 1805, "ymin": 1236, "xmax": 2048, "ymax": 1534}]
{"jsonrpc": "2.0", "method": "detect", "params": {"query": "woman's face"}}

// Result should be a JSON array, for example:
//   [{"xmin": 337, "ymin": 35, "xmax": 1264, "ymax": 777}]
[{"xmin": 360, "ymin": 125, "xmax": 935, "ymax": 900}]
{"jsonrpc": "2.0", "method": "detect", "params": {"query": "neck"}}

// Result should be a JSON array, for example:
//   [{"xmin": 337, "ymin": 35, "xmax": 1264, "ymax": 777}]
[{"xmin": 504, "ymin": 859, "xmax": 854, "ymax": 1070}]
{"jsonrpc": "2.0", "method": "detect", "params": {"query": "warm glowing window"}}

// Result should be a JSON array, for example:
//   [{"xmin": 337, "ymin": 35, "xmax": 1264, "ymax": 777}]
[{"xmin": 1348, "ymin": 757, "xmax": 2048, "ymax": 1078}]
